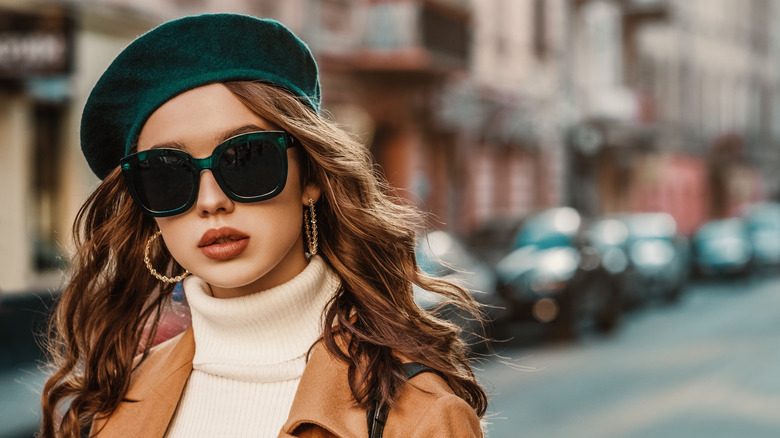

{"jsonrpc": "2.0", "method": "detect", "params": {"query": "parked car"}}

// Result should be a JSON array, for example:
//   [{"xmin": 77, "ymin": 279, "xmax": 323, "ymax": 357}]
[
  {"xmin": 495, "ymin": 207, "xmax": 621, "ymax": 340},
  {"xmin": 466, "ymin": 217, "xmax": 525, "ymax": 267},
  {"xmin": 743, "ymin": 202, "xmax": 780, "ymax": 273},
  {"xmin": 577, "ymin": 217, "xmax": 630, "ymax": 327},
  {"xmin": 415, "ymin": 230, "xmax": 506, "ymax": 351},
  {"xmin": 582, "ymin": 218, "xmax": 630, "ymax": 278},
  {"xmin": 620, "ymin": 213, "xmax": 689, "ymax": 306},
  {"xmin": 693, "ymin": 218, "xmax": 753, "ymax": 278}
]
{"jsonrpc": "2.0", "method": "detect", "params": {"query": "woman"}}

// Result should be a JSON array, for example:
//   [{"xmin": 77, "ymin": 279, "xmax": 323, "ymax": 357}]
[{"xmin": 41, "ymin": 14, "xmax": 486, "ymax": 437}]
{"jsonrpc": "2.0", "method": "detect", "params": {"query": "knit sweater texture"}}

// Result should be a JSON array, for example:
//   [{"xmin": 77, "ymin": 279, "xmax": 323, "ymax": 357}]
[{"xmin": 165, "ymin": 256, "xmax": 340, "ymax": 437}]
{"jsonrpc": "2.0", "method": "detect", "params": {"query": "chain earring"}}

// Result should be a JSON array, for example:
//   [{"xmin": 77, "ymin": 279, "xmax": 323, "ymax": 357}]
[
  {"xmin": 144, "ymin": 230, "xmax": 190, "ymax": 283},
  {"xmin": 304, "ymin": 198, "xmax": 318, "ymax": 256}
]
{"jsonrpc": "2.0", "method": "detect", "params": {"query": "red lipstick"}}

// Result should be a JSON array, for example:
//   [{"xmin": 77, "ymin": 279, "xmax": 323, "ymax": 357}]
[{"xmin": 198, "ymin": 227, "xmax": 250, "ymax": 260}]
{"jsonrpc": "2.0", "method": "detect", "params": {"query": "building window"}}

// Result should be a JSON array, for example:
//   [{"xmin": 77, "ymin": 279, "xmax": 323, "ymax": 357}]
[
  {"xmin": 533, "ymin": 0, "xmax": 547, "ymax": 59},
  {"xmin": 492, "ymin": 0, "xmax": 508, "ymax": 59},
  {"xmin": 242, "ymin": 0, "xmax": 278, "ymax": 18},
  {"xmin": 31, "ymin": 103, "xmax": 66, "ymax": 271},
  {"xmin": 170, "ymin": 0, "xmax": 206, "ymax": 10},
  {"xmin": 320, "ymin": 0, "xmax": 350, "ymax": 33}
]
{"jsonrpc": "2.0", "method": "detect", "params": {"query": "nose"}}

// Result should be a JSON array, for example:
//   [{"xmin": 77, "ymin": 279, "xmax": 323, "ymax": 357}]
[{"xmin": 195, "ymin": 170, "xmax": 234, "ymax": 217}]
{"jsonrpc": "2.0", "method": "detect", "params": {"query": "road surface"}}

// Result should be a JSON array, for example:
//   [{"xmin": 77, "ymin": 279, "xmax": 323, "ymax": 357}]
[{"xmin": 477, "ymin": 275, "xmax": 780, "ymax": 438}]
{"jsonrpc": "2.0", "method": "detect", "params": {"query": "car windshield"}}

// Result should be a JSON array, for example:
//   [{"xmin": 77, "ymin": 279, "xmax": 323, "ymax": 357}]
[
  {"xmin": 697, "ymin": 219, "xmax": 746, "ymax": 240},
  {"xmin": 515, "ymin": 208, "xmax": 580, "ymax": 249},
  {"xmin": 746, "ymin": 204, "xmax": 780, "ymax": 229},
  {"xmin": 625, "ymin": 213, "xmax": 677, "ymax": 240}
]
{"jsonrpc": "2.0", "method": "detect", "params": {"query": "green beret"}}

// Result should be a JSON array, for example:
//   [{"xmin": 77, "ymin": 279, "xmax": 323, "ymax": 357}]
[{"xmin": 81, "ymin": 14, "xmax": 320, "ymax": 179}]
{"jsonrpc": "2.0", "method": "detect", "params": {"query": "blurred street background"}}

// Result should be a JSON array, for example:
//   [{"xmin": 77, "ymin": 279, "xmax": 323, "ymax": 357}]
[{"xmin": 2, "ymin": 0, "xmax": 780, "ymax": 437}]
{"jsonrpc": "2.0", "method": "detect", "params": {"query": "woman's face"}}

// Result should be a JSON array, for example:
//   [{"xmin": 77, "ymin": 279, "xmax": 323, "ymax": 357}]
[{"xmin": 136, "ymin": 83, "xmax": 319, "ymax": 298}]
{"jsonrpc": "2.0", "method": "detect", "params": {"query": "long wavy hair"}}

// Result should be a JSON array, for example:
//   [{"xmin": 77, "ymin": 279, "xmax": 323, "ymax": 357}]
[{"xmin": 41, "ymin": 81, "xmax": 487, "ymax": 437}]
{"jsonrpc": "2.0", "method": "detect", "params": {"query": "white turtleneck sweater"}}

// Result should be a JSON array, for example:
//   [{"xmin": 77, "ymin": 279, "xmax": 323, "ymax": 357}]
[{"xmin": 165, "ymin": 256, "xmax": 340, "ymax": 438}]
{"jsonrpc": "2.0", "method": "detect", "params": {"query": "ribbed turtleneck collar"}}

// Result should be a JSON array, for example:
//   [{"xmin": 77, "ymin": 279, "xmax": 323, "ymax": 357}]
[{"xmin": 182, "ymin": 255, "xmax": 340, "ymax": 382}]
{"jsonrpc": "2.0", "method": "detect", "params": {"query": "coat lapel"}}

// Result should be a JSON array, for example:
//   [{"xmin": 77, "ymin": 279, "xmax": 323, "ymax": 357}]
[
  {"xmin": 93, "ymin": 328, "xmax": 195, "ymax": 438},
  {"xmin": 93, "ymin": 328, "xmax": 476, "ymax": 438},
  {"xmin": 280, "ymin": 341, "xmax": 367, "ymax": 438},
  {"xmin": 95, "ymin": 328, "xmax": 366, "ymax": 438}
]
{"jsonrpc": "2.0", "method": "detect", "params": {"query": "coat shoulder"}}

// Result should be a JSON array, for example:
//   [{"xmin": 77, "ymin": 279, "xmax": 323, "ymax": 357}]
[
  {"xmin": 134, "ymin": 328, "xmax": 191, "ymax": 371},
  {"xmin": 91, "ymin": 328, "xmax": 195, "ymax": 437},
  {"xmin": 283, "ymin": 341, "xmax": 484, "ymax": 438},
  {"xmin": 384, "ymin": 371, "xmax": 484, "ymax": 438},
  {"xmin": 125, "ymin": 328, "xmax": 193, "ymax": 396}
]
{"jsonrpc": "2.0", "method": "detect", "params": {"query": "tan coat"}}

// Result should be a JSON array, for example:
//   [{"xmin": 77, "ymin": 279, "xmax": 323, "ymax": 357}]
[{"xmin": 92, "ymin": 328, "xmax": 483, "ymax": 437}]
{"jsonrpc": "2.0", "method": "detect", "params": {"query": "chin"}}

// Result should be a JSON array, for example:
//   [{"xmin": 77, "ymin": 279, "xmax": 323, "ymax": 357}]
[{"xmin": 200, "ymin": 271, "xmax": 268, "ymax": 289}]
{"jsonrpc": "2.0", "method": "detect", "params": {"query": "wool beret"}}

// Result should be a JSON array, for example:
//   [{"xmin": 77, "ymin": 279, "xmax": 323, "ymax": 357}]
[{"xmin": 81, "ymin": 13, "xmax": 320, "ymax": 179}]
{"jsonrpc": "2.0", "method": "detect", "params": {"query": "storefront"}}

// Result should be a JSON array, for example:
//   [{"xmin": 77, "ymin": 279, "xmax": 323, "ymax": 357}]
[
  {"xmin": 0, "ymin": 4, "xmax": 155, "ymax": 293},
  {"xmin": 0, "ymin": 6, "xmax": 74, "ymax": 292}
]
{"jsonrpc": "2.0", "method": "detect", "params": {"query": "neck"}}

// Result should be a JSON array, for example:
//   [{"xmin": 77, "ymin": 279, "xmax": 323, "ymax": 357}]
[{"xmin": 182, "ymin": 255, "xmax": 340, "ymax": 381}]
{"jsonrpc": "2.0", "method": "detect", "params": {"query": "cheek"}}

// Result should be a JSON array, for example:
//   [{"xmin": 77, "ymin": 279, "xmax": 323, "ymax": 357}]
[
  {"xmin": 264, "ymin": 204, "xmax": 303, "ymax": 240},
  {"xmin": 246, "ymin": 191, "xmax": 304, "ymax": 250},
  {"xmin": 155, "ymin": 218, "xmax": 193, "ymax": 263}
]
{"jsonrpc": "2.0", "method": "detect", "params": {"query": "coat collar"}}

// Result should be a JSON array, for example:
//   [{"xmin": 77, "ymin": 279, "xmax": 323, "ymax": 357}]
[
  {"xmin": 93, "ymin": 328, "xmax": 195, "ymax": 437},
  {"xmin": 93, "ymin": 327, "xmax": 367, "ymax": 438},
  {"xmin": 281, "ymin": 340, "xmax": 367, "ymax": 438}
]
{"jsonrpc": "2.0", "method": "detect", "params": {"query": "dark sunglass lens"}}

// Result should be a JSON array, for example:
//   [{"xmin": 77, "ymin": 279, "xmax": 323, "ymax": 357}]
[
  {"xmin": 133, "ymin": 153, "xmax": 195, "ymax": 213},
  {"xmin": 219, "ymin": 138, "xmax": 283, "ymax": 198}
]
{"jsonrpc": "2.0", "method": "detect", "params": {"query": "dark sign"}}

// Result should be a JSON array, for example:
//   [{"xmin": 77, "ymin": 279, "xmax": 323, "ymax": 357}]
[{"xmin": 0, "ymin": 9, "xmax": 74, "ymax": 78}]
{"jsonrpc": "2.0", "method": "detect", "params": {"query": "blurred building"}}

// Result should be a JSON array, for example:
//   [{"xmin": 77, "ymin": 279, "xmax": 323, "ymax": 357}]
[
  {"xmin": 0, "ymin": 0, "xmax": 564, "ymax": 294},
  {"xmin": 288, "ymin": 0, "xmax": 567, "ymax": 234},
  {"xmin": 0, "ymin": 0, "xmax": 476, "ymax": 293},
  {"xmin": 637, "ymin": 0, "xmax": 776, "ymax": 220},
  {"xmin": 2, "ymin": 0, "xmax": 780, "ymax": 293},
  {"xmin": 317, "ymin": 0, "xmax": 574, "ymax": 233},
  {"xmin": 0, "ymin": 1, "xmax": 158, "ymax": 293},
  {"xmin": 567, "ymin": 0, "xmax": 777, "ymax": 233},
  {"xmin": 310, "ymin": 0, "xmax": 476, "ymax": 230},
  {"xmin": 447, "ymin": 0, "xmax": 569, "ymax": 231}
]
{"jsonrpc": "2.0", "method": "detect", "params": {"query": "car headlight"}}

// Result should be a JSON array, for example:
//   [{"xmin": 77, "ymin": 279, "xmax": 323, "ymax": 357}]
[
  {"xmin": 528, "ymin": 248, "xmax": 579, "ymax": 294},
  {"xmin": 536, "ymin": 247, "xmax": 580, "ymax": 280},
  {"xmin": 630, "ymin": 240, "xmax": 674, "ymax": 273},
  {"xmin": 602, "ymin": 247, "xmax": 628, "ymax": 274}
]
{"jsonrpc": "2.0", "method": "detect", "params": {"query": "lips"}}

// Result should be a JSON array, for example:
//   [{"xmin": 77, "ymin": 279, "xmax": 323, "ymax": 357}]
[{"xmin": 198, "ymin": 227, "xmax": 250, "ymax": 260}]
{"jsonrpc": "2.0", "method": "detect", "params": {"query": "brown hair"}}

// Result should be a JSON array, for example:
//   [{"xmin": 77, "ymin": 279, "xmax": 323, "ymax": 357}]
[{"xmin": 41, "ymin": 81, "xmax": 487, "ymax": 437}]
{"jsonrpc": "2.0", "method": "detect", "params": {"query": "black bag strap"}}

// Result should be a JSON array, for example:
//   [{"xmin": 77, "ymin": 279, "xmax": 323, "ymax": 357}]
[{"xmin": 366, "ymin": 362, "xmax": 440, "ymax": 438}]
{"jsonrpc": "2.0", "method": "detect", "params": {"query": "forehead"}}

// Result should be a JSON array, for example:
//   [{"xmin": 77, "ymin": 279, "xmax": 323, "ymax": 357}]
[{"xmin": 136, "ymin": 83, "xmax": 275, "ymax": 153}]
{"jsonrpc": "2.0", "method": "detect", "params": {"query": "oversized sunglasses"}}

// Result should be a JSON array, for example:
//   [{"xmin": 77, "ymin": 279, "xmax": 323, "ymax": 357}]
[{"xmin": 120, "ymin": 131, "xmax": 296, "ymax": 217}]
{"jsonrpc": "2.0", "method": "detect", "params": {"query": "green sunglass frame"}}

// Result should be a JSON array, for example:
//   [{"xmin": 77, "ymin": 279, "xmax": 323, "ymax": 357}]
[{"xmin": 120, "ymin": 131, "xmax": 296, "ymax": 217}]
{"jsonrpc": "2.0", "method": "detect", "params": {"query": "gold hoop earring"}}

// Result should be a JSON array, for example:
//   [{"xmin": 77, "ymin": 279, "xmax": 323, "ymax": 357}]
[
  {"xmin": 304, "ymin": 198, "xmax": 318, "ymax": 256},
  {"xmin": 144, "ymin": 230, "xmax": 190, "ymax": 283}
]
